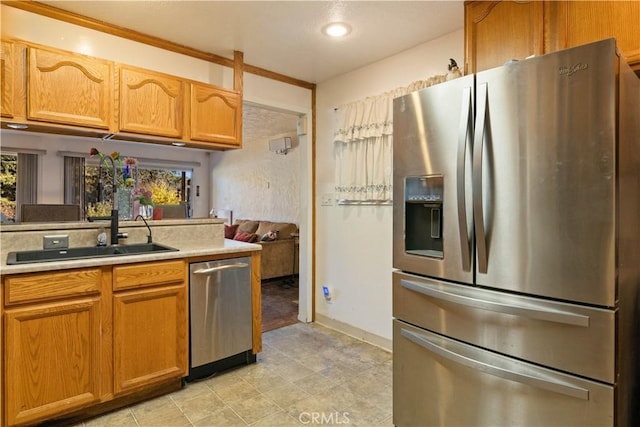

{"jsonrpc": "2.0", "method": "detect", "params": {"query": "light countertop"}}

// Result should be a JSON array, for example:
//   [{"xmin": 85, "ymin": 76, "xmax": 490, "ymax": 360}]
[{"xmin": 0, "ymin": 239, "xmax": 261, "ymax": 275}]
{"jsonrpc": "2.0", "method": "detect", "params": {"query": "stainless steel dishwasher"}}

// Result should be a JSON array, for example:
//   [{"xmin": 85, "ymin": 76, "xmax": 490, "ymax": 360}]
[{"xmin": 187, "ymin": 256, "xmax": 255, "ymax": 381}]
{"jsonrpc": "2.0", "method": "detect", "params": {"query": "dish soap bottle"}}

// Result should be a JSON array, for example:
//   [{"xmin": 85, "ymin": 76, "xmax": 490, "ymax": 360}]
[{"xmin": 97, "ymin": 227, "xmax": 108, "ymax": 247}]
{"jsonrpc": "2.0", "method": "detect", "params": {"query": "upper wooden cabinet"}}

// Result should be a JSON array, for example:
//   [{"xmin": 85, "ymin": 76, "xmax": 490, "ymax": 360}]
[
  {"xmin": 27, "ymin": 45, "xmax": 113, "ymax": 129},
  {"xmin": 1, "ymin": 41, "xmax": 17, "ymax": 118},
  {"xmin": 1, "ymin": 39, "xmax": 243, "ymax": 149},
  {"xmin": 546, "ymin": 1, "xmax": 640, "ymax": 68},
  {"xmin": 190, "ymin": 83, "xmax": 242, "ymax": 146},
  {"xmin": 465, "ymin": 1, "xmax": 640, "ymax": 73},
  {"xmin": 465, "ymin": 1, "xmax": 544, "ymax": 74},
  {"xmin": 118, "ymin": 66, "xmax": 185, "ymax": 138}
]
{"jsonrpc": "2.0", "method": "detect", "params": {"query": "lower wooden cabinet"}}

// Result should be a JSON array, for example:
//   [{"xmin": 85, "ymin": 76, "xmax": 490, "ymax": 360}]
[
  {"xmin": 113, "ymin": 283, "xmax": 188, "ymax": 395},
  {"xmin": 4, "ymin": 297, "xmax": 103, "ymax": 426},
  {"xmin": 2, "ymin": 259, "xmax": 188, "ymax": 426}
]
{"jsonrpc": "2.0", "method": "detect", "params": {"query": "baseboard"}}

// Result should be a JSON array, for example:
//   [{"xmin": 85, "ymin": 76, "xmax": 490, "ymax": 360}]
[{"xmin": 315, "ymin": 313, "xmax": 392, "ymax": 352}]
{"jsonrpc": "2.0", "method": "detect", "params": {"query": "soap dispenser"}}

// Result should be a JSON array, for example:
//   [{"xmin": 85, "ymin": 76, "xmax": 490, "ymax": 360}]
[{"xmin": 97, "ymin": 227, "xmax": 108, "ymax": 247}]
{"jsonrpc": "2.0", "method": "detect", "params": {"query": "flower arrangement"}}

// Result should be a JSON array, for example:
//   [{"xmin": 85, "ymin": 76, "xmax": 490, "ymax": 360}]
[
  {"xmin": 90, "ymin": 148, "xmax": 138, "ymax": 188},
  {"xmin": 132, "ymin": 188, "xmax": 153, "ymax": 206}
]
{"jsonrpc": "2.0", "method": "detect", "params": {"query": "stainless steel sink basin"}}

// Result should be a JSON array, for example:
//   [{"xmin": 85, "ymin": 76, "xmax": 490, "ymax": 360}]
[{"xmin": 6, "ymin": 243, "xmax": 178, "ymax": 265}]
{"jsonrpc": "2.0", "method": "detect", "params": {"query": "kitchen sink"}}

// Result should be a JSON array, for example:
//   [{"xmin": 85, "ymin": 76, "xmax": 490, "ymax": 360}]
[{"xmin": 6, "ymin": 243, "xmax": 178, "ymax": 265}]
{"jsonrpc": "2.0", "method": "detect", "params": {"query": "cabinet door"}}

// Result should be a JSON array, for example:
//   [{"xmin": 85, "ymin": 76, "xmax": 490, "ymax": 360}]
[
  {"xmin": 113, "ymin": 284, "xmax": 187, "ymax": 395},
  {"xmin": 1, "ymin": 41, "xmax": 16, "ymax": 118},
  {"xmin": 119, "ymin": 66, "xmax": 184, "ymax": 138},
  {"xmin": 546, "ymin": 1, "xmax": 640, "ymax": 70},
  {"xmin": 190, "ymin": 83, "xmax": 242, "ymax": 146},
  {"xmin": 27, "ymin": 46, "xmax": 112, "ymax": 129},
  {"xmin": 465, "ymin": 1, "xmax": 544, "ymax": 73},
  {"xmin": 4, "ymin": 297, "xmax": 102, "ymax": 426}
]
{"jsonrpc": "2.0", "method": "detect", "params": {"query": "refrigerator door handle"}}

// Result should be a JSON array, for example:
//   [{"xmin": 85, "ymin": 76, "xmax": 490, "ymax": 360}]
[
  {"xmin": 400, "ymin": 278, "xmax": 590, "ymax": 327},
  {"xmin": 400, "ymin": 327, "xmax": 590, "ymax": 400},
  {"xmin": 193, "ymin": 263, "xmax": 249, "ymax": 275},
  {"xmin": 456, "ymin": 86, "xmax": 473, "ymax": 272},
  {"xmin": 473, "ymin": 82, "xmax": 489, "ymax": 273}
]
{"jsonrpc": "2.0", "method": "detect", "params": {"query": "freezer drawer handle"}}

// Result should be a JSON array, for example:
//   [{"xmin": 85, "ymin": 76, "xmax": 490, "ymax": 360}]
[
  {"xmin": 400, "ymin": 279, "xmax": 589, "ymax": 327},
  {"xmin": 193, "ymin": 263, "xmax": 249, "ymax": 275},
  {"xmin": 456, "ymin": 86, "xmax": 473, "ymax": 272},
  {"xmin": 400, "ymin": 327, "xmax": 590, "ymax": 400}
]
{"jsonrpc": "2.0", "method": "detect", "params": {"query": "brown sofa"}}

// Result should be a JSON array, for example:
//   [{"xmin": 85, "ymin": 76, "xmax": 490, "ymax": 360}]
[{"xmin": 230, "ymin": 219, "xmax": 299, "ymax": 281}]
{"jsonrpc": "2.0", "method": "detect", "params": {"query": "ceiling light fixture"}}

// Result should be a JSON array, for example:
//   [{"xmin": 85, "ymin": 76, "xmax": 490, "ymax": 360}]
[{"xmin": 322, "ymin": 22, "xmax": 352, "ymax": 38}]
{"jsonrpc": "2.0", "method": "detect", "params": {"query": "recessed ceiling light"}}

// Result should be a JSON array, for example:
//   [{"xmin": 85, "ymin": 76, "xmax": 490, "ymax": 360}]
[
  {"xmin": 322, "ymin": 22, "xmax": 352, "ymax": 38},
  {"xmin": 7, "ymin": 123, "xmax": 28, "ymax": 130}
]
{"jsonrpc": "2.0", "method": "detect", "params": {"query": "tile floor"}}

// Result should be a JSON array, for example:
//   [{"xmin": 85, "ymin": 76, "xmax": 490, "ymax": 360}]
[{"xmin": 82, "ymin": 323, "xmax": 393, "ymax": 426}]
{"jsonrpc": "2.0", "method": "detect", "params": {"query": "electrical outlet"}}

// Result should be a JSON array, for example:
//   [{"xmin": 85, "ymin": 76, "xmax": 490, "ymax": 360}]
[
  {"xmin": 322, "ymin": 285, "xmax": 332, "ymax": 303},
  {"xmin": 43, "ymin": 235, "xmax": 69, "ymax": 249}
]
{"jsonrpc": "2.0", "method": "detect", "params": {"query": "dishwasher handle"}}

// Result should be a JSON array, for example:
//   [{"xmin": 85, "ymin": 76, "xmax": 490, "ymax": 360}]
[{"xmin": 193, "ymin": 263, "xmax": 249, "ymax": 275}]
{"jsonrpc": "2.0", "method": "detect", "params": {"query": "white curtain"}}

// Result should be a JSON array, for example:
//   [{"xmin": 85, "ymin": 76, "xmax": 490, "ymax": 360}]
[
  {"xmin": 333, "ymin": 71, "xmax": 463, "ymax": 204},
  {"xmin": 333, "ymin": 93, "xmax": 397, "ymax": 203}
]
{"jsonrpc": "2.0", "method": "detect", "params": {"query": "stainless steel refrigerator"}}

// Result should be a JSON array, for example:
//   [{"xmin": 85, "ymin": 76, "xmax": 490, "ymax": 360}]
[{"xmin": 392, "ymin": 38, "xmax": 640, "ymax": 427}]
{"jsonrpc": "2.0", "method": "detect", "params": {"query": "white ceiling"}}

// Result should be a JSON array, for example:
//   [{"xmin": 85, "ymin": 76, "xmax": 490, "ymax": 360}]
[{"xmin": 39, "ymin": 0, "xmax": 464, "ymax": 84}]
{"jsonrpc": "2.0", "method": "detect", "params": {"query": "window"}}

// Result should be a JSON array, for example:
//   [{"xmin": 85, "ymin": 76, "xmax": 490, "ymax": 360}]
[
  {"xmin": 1, "ymin": 151, "xmax": 39, "ymax": 223},
  {"xmin": 84, "ymin": 164, "xmax": 192, "ymax": 217},
  {"xmin": 1, "ymin": 154, "xmax": 17, "ymax": 223}
]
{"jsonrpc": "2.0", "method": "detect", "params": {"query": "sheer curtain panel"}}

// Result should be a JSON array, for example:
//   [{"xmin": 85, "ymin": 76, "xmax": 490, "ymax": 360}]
[{"xmin": 333, "ymin": 94, "xmax": 394, "ymax": 203}]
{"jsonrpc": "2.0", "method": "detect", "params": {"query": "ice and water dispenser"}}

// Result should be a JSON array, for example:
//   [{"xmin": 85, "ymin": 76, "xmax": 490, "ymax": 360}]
[{"xmin": 404, "ymin": 175, "xmax": 444, "ymax": 258}]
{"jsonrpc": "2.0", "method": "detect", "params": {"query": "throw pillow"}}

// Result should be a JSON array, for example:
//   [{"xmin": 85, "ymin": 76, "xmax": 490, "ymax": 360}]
[
  {"xmin": 224, "ymin": 224, "xmax": 239, "ymax": 239},
  {"xmin": 233, "ymin": 231, "xmax": 258, "ymax": 243},
  {"xmin": 260, "ymin": 230, "xmax": 279, "ymax": 242}
]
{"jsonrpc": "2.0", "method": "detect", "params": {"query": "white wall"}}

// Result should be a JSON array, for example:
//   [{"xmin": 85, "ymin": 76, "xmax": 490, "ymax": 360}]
[
  {"xmin": 210, "ymin": 110, "xmax": 300, "ymax": 223},
  {"xmin": 315, "ymin": 29, "xmax": 464, "ymax": 341}
]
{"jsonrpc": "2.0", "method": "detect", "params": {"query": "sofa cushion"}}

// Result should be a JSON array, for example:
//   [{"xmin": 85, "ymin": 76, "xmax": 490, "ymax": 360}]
[
  {"xmin": 233, "ymin": 231, "xmax": 258, "ymax": 243},
  {"xmin": 224, "ymin": 223, "xmax": 239, "ymax": 239},
  {"xmin": 235, "ymin": 219, "xmax": 259, "ymax": 234},
  {"xmin": 255, "ymin": 221, "xmax": 297, "ymax": 240}
]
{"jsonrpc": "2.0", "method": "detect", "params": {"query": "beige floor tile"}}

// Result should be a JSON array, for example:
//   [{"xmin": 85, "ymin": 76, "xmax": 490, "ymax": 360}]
[
  {"xmin": 260, "ymin": 382, "xmax": 312, "ymax": 409},
  {"xmin": 343, "ymin": 368, "xmax": 392, "ymax": 398},
  {"xmin": 177, "ymin": 392, "xmax": 227, "ymax": 424},
  {"xmin": 76, "ymin": 323, "xmax": 393, "ymax": 427},
  {"xmin": 131, "ymin": 395, "xmax": 184, "ymax": 425},
  {"xmin": 318, "ymin": 363, "xmax": 362, "ymax": 383},
  {"xmin": 227, "ymin": 394, "xmax": 281, "ymax": 425},
  {"xmin": 270, "ymin": 359, "xmax": 316, "ymax": 383},
  {"xmin": 169, "ymin": 381, "xmax": 215, "ymax": 407},
  {"xmin": 283, "ymin": 395, "xmax": 340, "ymax": 420},
  {"xmin": 84, "ymin": 408, "xmax": 138, "ymax": 426},
  {"xmin": 192, "ymin": 407, "xmax": 247, "ymax": 427},
  {"xmin": 293, "ymin": 372, "xmax": 341, "ymax": 396},
  {"xmin": 212, "ymin": 379, "xmax": 261, "ymax": 403},
  {"xmin": 250, "ymin": 409, "xmax": 303, "ymax": 426},
  {"xmin": 134, "ymin": 411, "xmax": 192, "ymax": 427}
]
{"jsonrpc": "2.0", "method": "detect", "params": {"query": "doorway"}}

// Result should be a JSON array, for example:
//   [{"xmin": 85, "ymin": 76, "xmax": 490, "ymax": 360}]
[{"xmin": 210, "ymin": 102, "xmax": 312, "ymax": 331}]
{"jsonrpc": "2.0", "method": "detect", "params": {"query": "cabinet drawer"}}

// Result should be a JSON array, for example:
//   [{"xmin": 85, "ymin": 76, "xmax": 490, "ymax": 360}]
[
  {"xmin": 113, "ymin": 260, "xmax": 185, "ymax": 291},
  {"xmin": 393, "ymin": 271, "xmax": 615, "ymax": 383},
  {"xmin": 4, "ymin": 268, "xmax": 103, "ymax": 305}
]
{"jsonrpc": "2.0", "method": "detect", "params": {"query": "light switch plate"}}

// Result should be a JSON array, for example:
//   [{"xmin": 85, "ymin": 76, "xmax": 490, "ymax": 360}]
[{"xmin": 43, "ymin": 235, "xmax": 69, "ymax": 249}]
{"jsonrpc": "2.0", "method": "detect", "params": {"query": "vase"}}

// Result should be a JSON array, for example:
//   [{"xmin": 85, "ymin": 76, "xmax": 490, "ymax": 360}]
[
  {"xmin": 117, "ymin": 189, "xmax": 133, "ymax": 220},
  {"xmin": 140, "ymin": 205, "xmax": 153, "ymax": 219}
]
